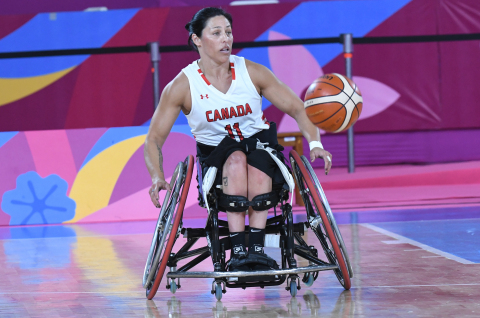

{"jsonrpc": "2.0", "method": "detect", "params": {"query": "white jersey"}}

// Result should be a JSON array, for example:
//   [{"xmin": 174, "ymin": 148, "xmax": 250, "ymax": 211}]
[{"xmin": 182, "ymin": 55, "xmax": 269, "ymax": 146}]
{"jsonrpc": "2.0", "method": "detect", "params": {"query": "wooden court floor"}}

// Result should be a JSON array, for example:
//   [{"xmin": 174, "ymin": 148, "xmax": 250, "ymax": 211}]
[{"xmin": 0, "ymin": 210, "xmax": 479, "ymax": 318}]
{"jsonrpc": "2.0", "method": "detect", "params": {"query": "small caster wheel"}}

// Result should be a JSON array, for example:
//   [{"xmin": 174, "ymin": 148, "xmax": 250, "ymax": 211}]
[
  {"xmin": 215, "ymin": 283, "xmax": 223, "ymax": 301},
  {"xmin": 170, "ymin": 281, "xmax": 177, "ymax": 294},
  {"xmin": 290, "ymin": 280, "xmax": 297, "ymax": 297},
  {"xmin": 304, "ymin": 273, "xmax": 314, "ymax": 287}
]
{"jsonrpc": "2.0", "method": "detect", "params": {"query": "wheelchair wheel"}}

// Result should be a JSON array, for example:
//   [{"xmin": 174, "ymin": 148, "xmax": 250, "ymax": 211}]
[
  {"xmin": 299, "ymin": 155, "xmax": 353, "ymax": 279},
  {"xmin": 144, "ymin": 155, "xmax": 194, "ymax": 300},
  {"xmin": 289, "ymin": 150, "xmax": 351, "ymax": 290}
]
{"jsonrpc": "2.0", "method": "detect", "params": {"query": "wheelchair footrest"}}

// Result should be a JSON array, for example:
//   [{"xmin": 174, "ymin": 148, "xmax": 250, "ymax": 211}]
[{"xmin": 166, "ymin": 264, "xmax": 338, "ymax": 279}]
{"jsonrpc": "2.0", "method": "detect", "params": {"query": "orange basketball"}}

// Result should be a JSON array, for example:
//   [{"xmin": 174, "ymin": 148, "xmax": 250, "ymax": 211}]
[{"xmin": 304, "ymin": 73, "xmax": 363, "ymax": 133}]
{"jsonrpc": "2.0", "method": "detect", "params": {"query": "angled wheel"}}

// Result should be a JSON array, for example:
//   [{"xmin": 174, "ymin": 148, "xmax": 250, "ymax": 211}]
[
  {"xmin": 299, "ymin": 155, "xmax": 353, "ymax": 279},
  {"xmin": 143, "ymin": 155, "xmax": 194, "ymax": 300},
  {"xmin": 290, "ymin": 150, "xmax": 351, "ymax": 290}
]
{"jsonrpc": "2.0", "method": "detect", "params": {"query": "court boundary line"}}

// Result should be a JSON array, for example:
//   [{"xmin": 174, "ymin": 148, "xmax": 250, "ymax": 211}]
[{"xmin": 361, "ymin": 223, "xmax": 475, "ymax": 265}]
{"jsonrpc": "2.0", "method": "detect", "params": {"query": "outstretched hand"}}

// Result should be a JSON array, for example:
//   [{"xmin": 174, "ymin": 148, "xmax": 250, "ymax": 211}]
[
  {"xmin": 149, "ymin": 179, "xmax": 172, "ymax": 208},
  {"xmin": 310, "ymin": 147, "xmax": 332, "ymax": 175}
]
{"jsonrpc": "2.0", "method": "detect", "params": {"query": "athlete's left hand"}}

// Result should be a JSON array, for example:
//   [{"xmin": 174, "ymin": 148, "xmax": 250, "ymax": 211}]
[{"xmin": 310, "ymin": 147, "xmax": 332, "ymax": 175}]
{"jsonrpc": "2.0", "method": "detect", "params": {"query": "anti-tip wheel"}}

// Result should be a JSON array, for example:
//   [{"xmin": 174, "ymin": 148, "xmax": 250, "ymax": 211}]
[
  {"xmin": 290, "ymin": 281, "xmax": 298, "ymax": 297},
  {"xmin": 304, "ymin": 273, "xmax": 314, "ymax": 287},
  {"xmin": 170, "ymin": 281, "xmax": 177, "ymax": 294},
  {"xmin": 215, "ymin": 284, "xmax": 223, "ymax": 301}
]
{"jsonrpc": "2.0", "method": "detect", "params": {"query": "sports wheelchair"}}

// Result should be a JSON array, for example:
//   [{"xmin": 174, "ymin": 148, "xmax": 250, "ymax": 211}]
[{"xmin": 142, "ymin": 150, "xmax": 353, "ymax": 300}]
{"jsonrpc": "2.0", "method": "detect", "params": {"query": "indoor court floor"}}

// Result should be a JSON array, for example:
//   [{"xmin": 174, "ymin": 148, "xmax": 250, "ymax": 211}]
[{"xmin": 0, "ymin": 162, "xmax": 479, "ymax": 317}]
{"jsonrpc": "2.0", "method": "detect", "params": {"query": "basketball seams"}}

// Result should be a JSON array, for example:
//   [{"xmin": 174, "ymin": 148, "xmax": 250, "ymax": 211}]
[
  {"xmin": 335, "ymin": 84, "xmax": 358, "ymax": 132},
  {"xmin": 305, "ymin": 94, "xmax": 349, "ymax": 108},
  {"xmin": 309, "ymin": 81, "xmax": 344, "ymax": 95},
  {"xmin": 333, "ymin": 73, "xmax": 354, "ymax": 96}
]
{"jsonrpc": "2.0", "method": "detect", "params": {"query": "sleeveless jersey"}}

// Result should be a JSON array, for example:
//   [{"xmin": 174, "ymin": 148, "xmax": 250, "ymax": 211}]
[{"xmin": 182, "ymin": 55, "xmax": 269, "ymax": 146}]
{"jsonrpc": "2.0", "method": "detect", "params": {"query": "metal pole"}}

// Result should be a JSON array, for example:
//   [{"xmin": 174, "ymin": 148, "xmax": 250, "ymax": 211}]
[
  {"xmin": 342, "ymin": 33, "xmax": 355, "ymax": 173},
  {"xmin": 149, "ymin": 42, "xmax": 160, "ymax": 110}
]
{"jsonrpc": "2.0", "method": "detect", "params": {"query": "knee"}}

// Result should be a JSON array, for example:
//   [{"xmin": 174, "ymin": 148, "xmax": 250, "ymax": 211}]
[{"xmin": 224, "ymin": 151, "xmax": 247, "ymax": 174}]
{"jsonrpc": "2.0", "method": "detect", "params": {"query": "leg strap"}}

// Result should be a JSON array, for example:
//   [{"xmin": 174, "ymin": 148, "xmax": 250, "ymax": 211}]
[{"xmin": 218, "ymin": 191, "xmax": 280, "ymax": 212}]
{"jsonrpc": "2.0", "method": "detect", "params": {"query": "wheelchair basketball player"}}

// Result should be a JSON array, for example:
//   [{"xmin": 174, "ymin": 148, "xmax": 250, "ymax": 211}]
[{"xmin": 144, "ymin": 7, "xmax": 332, "ymax": 272}]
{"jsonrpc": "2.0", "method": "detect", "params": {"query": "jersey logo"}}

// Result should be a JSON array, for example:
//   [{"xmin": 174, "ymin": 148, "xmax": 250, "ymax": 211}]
[
  {"xmin": 205, "ymin": 103, "xmax": 253, "ymax": 122},
  {"xmin": 200, "ymin": 94, "xmax": 209, "ymax": 99}
]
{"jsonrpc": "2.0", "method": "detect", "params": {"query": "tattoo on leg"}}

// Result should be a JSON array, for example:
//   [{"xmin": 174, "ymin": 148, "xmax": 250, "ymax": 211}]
[
  {"xmin": 157, "ymin": 145, "xmax": 164, "ymax": 174},
  {"xmin": 223, "ymin": 177, "xmax": 228, "ymax": 186}
]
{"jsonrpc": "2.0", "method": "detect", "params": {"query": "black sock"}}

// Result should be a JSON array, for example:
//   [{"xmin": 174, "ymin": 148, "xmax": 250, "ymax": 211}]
[
  {"xmin": 229, "ymin": 231, "xmax": 246, "ymax": 257},
  {"xmin": 248, "ymin": 227, "xmax": 265, "ymax": 254}
]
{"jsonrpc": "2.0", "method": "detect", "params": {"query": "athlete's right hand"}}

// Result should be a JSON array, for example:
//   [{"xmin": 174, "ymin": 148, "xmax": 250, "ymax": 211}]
[{"xmin": 149, "ymin": 179, "xmax": 172, "ymax": 208}]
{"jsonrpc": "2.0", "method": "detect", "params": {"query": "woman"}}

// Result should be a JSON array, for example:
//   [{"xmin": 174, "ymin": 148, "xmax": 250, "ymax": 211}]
[{"xmin": 144, "ymin": 7, "xmax": 332, "ymax": 271}]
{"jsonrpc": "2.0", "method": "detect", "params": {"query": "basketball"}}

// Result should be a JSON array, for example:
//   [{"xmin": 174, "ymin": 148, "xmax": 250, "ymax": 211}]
[{"xmin": 304, "ymin": 73, "xmax": 363, "ymax": 133}]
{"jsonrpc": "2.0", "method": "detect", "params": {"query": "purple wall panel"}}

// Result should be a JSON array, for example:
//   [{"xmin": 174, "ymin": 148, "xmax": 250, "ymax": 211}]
[
  {"xmin": 302, "ymin": 128, "xmax": 480, "ymax": 168},
  {"xmin": 0, "ymin": 67, "xmax": 81, "ymax": 132},
  {"xmin": 438, "ymin": 0, "xmax": 480, "ymax": 129}
]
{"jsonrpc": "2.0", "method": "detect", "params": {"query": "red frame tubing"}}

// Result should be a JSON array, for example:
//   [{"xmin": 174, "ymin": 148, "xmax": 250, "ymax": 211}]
[
  {"xmin": 290, "ymin": 150, "xmax": 351, "ymax": 290},
  {"xmin": 147, "ymin": 155, "xmax": 195, "ymax": 300}
]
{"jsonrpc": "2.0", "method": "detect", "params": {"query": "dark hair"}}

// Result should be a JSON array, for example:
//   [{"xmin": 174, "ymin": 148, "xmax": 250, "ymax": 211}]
[{"xmin": 185, "ymin": 7, "xmax": 233, "ymax": 52}]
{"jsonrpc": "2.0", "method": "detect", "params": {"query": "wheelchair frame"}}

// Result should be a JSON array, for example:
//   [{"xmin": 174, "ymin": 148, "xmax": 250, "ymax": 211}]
[{"xmin": 143, "ymin": 150, "xmax": 352, "ymax": 300}]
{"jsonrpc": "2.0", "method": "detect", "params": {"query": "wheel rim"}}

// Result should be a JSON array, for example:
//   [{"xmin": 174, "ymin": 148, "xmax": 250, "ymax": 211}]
[
  {"xmin": 146, "ymin": 155, "xmax": 195, "ymax": 299},
  {"xmin": 144, "ymin": 162, "xmax": 184, "ymax": 288},
  {"xmin": 299, "ymin": 155, "xmax": 353, "ymax": 278},
  {"xmin": 289, "ymin": 150, "xmax": 351, "ymax": 290}
]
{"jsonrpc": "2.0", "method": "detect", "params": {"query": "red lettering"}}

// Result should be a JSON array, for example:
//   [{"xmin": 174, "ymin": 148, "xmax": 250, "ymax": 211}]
[
  {"xmin": 230, "ymin": 107, "xmax": 237, "ymax": 118},
  {"xmin": 214, "ymin": 109, "xmax": 222, "ymax": 121},
  {"xmin": 236, "ymin": 105, "xmax": 245, "ymax": 116},
  {"xmin": 245, "ymin": 103, "xmax": 252, "ymax": 115},
  {"xmin": 221, "ymin": 108, "xmax": 230, "ymax": 120},
  {"xmin": 206, "ymin": 110, "xmax": 213, "ymax": 122}
]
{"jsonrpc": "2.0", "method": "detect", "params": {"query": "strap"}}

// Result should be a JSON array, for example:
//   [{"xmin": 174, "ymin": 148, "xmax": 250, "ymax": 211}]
[
  {"xmin": 255, "ymin": 141, "xmax": 295, "ymax": 204},
  {"xmin": 202, "ymin": 166, "xmax": 218, "ymax": 214},
  {"xmin": 218, "ymin": 191, "xmax": 280, "ymax": 212}
]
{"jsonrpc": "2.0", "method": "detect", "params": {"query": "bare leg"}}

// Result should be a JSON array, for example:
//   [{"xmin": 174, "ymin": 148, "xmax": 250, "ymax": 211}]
[
  {"xmin": 222, "ymin": 151, "xmax": 248, "ymax": 233},
  {"xmin": 247, "ymin": 165, "xmax": 272, "ymax": 229}
]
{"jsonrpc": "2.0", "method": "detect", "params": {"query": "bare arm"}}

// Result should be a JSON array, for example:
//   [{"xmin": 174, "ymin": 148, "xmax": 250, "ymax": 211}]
[
  {"xmin": 246, "ymin": 60, "xmax": 332, "ymax": 174},
  {"xmin": 144, "ymin": 72, "xmax": 190, "ymax": 207}
]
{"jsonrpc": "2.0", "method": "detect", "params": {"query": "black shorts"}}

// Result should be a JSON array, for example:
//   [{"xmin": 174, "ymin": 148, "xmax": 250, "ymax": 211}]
[{"xmin": 196, "ymin": 124, "xmax": 286, "ymax": 189}]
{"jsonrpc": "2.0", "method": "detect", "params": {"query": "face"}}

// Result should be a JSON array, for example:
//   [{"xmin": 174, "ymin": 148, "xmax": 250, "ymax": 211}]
[{"xmin": 193, "ymin": 15, "xmax": 233, "ymax": 62}]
